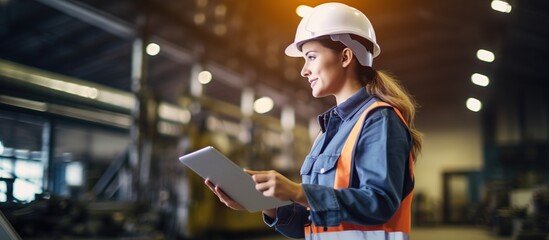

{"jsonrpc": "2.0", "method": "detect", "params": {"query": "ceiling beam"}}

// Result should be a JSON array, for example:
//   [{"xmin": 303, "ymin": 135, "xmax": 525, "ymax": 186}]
[{"xmin": 35, "ymin": 0, "xmax": 135, "ymax": 38}]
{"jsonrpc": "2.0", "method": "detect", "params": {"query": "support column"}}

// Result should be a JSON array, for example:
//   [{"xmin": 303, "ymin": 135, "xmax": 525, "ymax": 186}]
[
  {"xmin": 280, "ymin": 106, "xmax": 295, "ymax": 170},
  {"xmin": 42, "ymin": 120, "xmax": 53, "ymax": 193},
  {"xmin": 189, "ymin": 63, "xmax": 204, "ymax": 98},
  {"xmin": 239, "ymin": 70, "xmax": 256, "ymax": 168},
  {"xmin": 240, "ymin": 87, "xmax": 254, "ymax": 167},
  {"xmin": 129, "ymin": 16, "xmax": 155, "ymax": 201}
]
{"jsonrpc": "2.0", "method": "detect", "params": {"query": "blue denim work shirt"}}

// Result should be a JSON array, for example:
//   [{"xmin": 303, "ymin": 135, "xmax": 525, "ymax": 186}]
[{"xmin": 263, "ymin": 88, "xmax": 413, "ymax": 239}]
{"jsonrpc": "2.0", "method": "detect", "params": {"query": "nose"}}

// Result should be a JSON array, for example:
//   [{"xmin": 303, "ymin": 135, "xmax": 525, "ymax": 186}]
[{"xmin": 301, "ymin": 63, "xmax": 310, "ymax": 78}]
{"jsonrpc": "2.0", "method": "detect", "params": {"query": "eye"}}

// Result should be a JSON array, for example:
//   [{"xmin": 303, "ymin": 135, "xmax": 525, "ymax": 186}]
[{"xmin": 306, "ymin": 55, "xmax": 316, "ymax": 61}]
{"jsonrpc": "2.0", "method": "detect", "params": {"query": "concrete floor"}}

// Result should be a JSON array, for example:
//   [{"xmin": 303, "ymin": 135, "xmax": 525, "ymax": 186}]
[
  {"xmin": 242, "ymin": 226, "xmax": 514, "ymax": 240},
  {"xmin": 412, "ymin": 226, "xmax": 513, "ymax": 240}
]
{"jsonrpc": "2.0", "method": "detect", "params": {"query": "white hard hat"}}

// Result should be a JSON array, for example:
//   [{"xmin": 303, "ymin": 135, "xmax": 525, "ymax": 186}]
[{"xmin": 285, "ymin": 2, "xmax": 381, "ymax": 67}]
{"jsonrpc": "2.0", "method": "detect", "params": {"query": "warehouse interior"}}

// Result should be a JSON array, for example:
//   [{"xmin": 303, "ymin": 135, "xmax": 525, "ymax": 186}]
[{"xmin": 0, "ymin": 0, "xmax": 548, "ymax": 239}]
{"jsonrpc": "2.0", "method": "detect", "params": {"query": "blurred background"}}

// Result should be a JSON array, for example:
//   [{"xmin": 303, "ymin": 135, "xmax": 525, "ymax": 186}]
[{"xmin": 0, "ymin": 0, "xmax": 548, "ymax": 239}]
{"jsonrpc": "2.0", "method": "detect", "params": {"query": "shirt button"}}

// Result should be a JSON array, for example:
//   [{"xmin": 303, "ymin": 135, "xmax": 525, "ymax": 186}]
[{"xmin": 320, "ymin": 168, "xmax": 325, "ymax": 174}]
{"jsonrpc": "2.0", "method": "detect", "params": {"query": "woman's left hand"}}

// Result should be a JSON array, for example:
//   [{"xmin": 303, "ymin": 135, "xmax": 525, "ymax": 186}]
[
  {"xmin": 204, "ymin": 179, "xmax": 246, "ymax": 210},
  {"xmin": 245, "ymin": 169, "xmax": 309, "ymax": 207}
]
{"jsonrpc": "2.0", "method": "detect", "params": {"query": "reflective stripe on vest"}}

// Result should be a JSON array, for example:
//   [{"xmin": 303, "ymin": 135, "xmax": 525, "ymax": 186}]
[{"xmin": 305, "ymin": 101, "xmax": 414, "ymax": 240}]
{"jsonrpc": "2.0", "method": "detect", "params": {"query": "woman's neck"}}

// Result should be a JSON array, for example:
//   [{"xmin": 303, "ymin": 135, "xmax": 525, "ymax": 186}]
[{"xmin": 335, "ymin": 77, "xmax": 363, "ymax": 105}]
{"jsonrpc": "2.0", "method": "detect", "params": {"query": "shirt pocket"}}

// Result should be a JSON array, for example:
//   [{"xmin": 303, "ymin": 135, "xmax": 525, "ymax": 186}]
[
  {"xmin": 312, "ymin": 154, "xmax": 340, "ymax": 186},
  {"xmin": 300, "ymin": 155, "xmax": 316, "ymax": 184}
]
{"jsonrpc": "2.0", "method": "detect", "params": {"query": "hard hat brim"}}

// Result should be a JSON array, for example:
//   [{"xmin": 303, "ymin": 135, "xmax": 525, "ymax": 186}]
[
  {"xmin": 284, "ymin": 43, "xmax": 302, "ymax": 57},
  {"xmin": 284, "ymin": 37, "xmax": 381, "ymax": 59}
]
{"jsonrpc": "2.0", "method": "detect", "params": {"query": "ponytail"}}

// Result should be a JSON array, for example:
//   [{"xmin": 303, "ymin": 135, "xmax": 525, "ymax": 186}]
[{"xmin": 361, "ymin": 68, "xmax": 423, "ymax": 161}]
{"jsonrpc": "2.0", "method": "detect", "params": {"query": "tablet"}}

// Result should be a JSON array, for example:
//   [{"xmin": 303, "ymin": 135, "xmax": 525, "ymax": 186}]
[{"xmin": 178, "ymin": 146, "xmax": 292, "ymax": 212}]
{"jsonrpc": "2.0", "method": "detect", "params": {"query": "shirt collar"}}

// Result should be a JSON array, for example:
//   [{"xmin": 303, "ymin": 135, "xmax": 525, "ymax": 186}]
[{"xmin": 317, "ymin": 88, "xmax": 372, "ymax": 132}]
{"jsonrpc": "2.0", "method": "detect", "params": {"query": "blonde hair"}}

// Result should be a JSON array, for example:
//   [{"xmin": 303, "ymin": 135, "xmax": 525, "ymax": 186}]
[{"xmin": 366, "ymin": 70, "xmax": 423, "ymax": 161}]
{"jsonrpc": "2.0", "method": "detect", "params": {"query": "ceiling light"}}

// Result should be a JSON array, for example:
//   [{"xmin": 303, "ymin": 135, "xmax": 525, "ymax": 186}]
[
  {"xmin": 194, "ymin": 13, "xmax": 206, "ymax": 25},
  {"xmin": 214, "ymin": 24, "xmax": 227, "ymax": 36},
  {"xmin": 466, "ymin": 98, "xmax": 482, "ymax": 112},
  {"xmin": 491, "ymin": 0, "xmax": 512, "ymax": 13},
  {"xmin": 146, "ymin": 43, "xmax": 160, "ymax": 56},
  {"xmin": 65, "ymin": 161, "xmax": 84, "ymax": 186},
  {"xmin": 296, "ymin": 5, "xmax": 313, "ymax": 18},
  {"xmin": 254, "ymin": 96, "xmax": 274, "ymax": 114},
  {"xmin": 476, "ymin": 49, "xmax": 495, "ymax": 62},
  {"xmin": 198, "ymin": 70, "xmax": 212, "ymax": 84},
  {"xmin": 196, "ymin": 0, "xmax": 208, "ymax": 8},
  {"xmin": 215, "ymin": 4, "xmax": 227, "ymax": 18},
  {"xmin": 471, "ymin": 73, "xmax": 490, "ymax": 87}
]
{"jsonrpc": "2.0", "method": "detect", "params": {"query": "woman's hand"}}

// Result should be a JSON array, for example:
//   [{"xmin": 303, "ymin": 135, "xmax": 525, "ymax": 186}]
[
  {"xmin": 245, "ymin": 169, "xmax": 309, "ymax": 208},
  {"xmin": 204, "ymin": 179, "xmax": 245, "ymax": 210}
]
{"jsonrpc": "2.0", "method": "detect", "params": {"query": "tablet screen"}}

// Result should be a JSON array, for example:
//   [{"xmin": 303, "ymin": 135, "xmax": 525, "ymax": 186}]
[{"xmin": 179, "ymin": 146, "xmax": 292, "ymax": 212}]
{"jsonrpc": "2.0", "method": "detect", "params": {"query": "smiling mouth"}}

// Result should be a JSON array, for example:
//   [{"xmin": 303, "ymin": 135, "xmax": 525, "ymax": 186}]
[{"xmin": 309, "ymin": 79, "xmax": 318, "ymax": 88}]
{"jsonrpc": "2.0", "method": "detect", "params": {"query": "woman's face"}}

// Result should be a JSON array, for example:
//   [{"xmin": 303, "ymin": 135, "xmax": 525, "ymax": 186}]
[{"xmin": 300, "ymin": 40, "xmax": 346, "ymax": 98}]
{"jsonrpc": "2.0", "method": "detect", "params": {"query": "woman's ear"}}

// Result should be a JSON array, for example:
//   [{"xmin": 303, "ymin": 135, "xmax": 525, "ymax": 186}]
[{"xmin": 342, "ymin": 48, "xmax": 353, "ymax": 68}]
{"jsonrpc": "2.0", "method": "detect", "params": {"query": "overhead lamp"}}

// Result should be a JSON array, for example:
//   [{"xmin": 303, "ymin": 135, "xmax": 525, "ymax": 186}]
[
  {"xmin": 196, "ymin": 0, "xmax": 208, "ymax": 8},
  {"xmin": 194, "ymin": 13, "xmax": 206, "ymax": 25},
  {"xmin": 491, "ymin": 0, "xmax": 512, "ymax": 13},
  {"xmin": 476, "ymin": 49, "xmax": 495, "ymax": 62},
  {"xmin": 296, "ymin": 5, "xmax": 313, "ymax": 18},
  {"xmin": 198, "ymin": 70, "xmax": 212, "ymax": 84},
  {"xmin": 215, "ymin": 4, "xmax": 227, "ymax": 18},
  {"xmin": 65, "ymin": 161, "xmax": 84, "ymax": 187},
  {"xmin": 466, "ymin": 98, "xmax": 482, "ymax": 112},
  {"xmin": 471, "ymin": 73, "xmax": 490, "ymax": 87},
  {"xmin": 146, "ymin": 43, "xmax": 160, "ymax": 56},
  {"xmin": 214, "ymin": 24, "xmax": 227, "ymax": 36},
  {"xmin": 254, "ymin": 96, "xmax": 274, "ymax": 114}
]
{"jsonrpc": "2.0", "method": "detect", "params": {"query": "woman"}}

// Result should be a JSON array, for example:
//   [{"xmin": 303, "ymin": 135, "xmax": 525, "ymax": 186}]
[{"xmin": 206, "ymin": 2, "xmax": 422, "ymax": 239}]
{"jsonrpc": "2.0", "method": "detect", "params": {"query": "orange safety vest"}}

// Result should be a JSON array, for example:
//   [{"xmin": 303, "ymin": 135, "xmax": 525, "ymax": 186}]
[{"xmin": 304, "ymin": 101, "xmax": 414, "ymax": 240}]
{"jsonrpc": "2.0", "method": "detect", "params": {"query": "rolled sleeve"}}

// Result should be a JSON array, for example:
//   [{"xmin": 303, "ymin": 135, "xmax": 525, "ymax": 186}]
[
  {"xmin": 262, "ymin": 204, "xmax": 295, "ymax": 227},
  {"xmin": 262, "ymin": 203, "xmax": 309, "ymax": 239},
  {"xmin": 262, "ymin": 212, "xmax": 278, "ymax": 227}
]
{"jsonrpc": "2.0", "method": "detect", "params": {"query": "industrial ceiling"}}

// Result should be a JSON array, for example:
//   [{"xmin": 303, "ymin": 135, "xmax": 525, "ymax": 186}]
[{"xmin": 0, "ymin": 0, "xmax": 548, "ymax": 127}]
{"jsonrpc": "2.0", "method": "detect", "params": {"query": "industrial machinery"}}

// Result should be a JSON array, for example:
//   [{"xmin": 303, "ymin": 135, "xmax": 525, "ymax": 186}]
[{"xmin": 0, "ymin": 59, "xmax": 313, "ymax": 239}]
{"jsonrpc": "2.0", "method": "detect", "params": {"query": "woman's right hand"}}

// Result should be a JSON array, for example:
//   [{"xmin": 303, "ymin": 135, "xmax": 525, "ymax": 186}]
[{"xmin": 204, "ymin": 179, "xmax": 246, "ymax": 210}]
